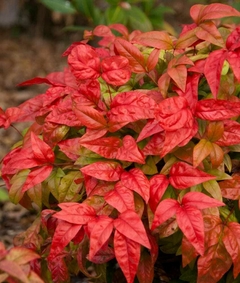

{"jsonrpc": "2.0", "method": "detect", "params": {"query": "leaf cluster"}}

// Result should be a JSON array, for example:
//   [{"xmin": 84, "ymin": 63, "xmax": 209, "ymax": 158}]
[{"xmin": 1, "ymin": 3, "xmax": 240, "ymax": 283}]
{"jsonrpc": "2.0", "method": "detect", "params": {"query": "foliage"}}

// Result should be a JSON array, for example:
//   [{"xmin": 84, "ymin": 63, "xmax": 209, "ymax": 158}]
[
  {"xmin": 39, "ymin": 0, "xmax": 174, "ymax": 32},
  {"xmin": 0, "ymin": 241, "xmax": 43, "ymax": 283},
  {"xmin": 1, "ymin": 3, "xmax": 240, "ymax": 283}
]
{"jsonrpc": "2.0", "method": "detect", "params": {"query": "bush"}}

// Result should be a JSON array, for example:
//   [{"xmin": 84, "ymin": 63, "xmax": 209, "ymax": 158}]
[{"xmin": 1, "ymin": 3, "xmax": 240, "ymax": 283}]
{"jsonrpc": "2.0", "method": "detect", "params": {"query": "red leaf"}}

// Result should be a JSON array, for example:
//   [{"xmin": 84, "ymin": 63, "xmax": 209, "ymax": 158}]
[
  {"xmin": 88, "ymin": 215, "xmax": 114, "ymax": 260},
  {"xmin": 46, "ymin": 99, "xmax": 82, "ymax": 127},
  {"xmin": 108, "ymin": 91, "xmax": 156, "ymax": 123},
  {"xmin": 68, "ymin": 44, "xmax": 100, "ymax": 80},
  {"xmin": 196, "ymin": 21, "xmax": 224, "ymax": 47},
  {"xmin": 167, "ymin": 65, "xmax": 188, "ymax": 92},
  {"xmin": 137, "ymin": 119, "xmax": 163, "ymax": 142},
  {"xmin": 219, "ymin": 175, "xmax": 240, "ymax": 201},
  {"xmin": 177, "ymin": 206, "xmax": 205, "ymax": 255},
  {"xmin": 116, "ymin": 135, "xmax": 145, "ymax": 164},
  {"xmin": 216, "ymin": 120, "xmax": 240, "ymax": 146},
  {"xmin": 195, "ymin": 99, "xmax": 240, "ymax": 121},
  {"xmin": 80, "ymin": 136, "xmax": 121, "ymax": 159},
  {"xmin": 197, "ymin": 242, "xmax": 232, "ymax": 283},
  {"xmin": 49, "ymin": 220, "xmax": 82, "ymax": 258},
  {"xmin": 182, "ymin": 191, "xmax": 224, "ymax": 209},
  {"xmin": 146, "ymin": 48, "xmax": 160, "ymax": 72},
  {"xmin": 114, "ymin": 230, "xmax": 141, "ymax": 283},
  {"xmin": 114, "ymin": 38, "xmax": 146, "ymax": 73},
  {"xmin": 149, "ymin": 174, "xmax": 169, "ymax": 212},
  {"xmin": 157, "ymin": 72, "xmax": 171, "ymax": 98},
  {"xmin": 169, "ymin": 161, "xmax": 216, "ymax": 189},
  {"xmin": 114, "ymin": 210, "xmax": 150, "ymax": 249},
  {"xmin": 160, "ymin": 123, "xmax": 198, "ymax": 158},
  {"xmin": 22, "ymin": 165, "xmax": 53, "ymax": 192},
  {"xmin": 48, "ymin": 254, "xmax": 70, "ymax": 283},
  {"xmin": 190, "ymin": 3, "xmax": 240, "ymax": 24},
  {"xmin": 101, "ymin": 56, "xmax": 131, "ymax": 85},
  {"xmin": 227, "ymin": 50, "xmax": 240, "ymax": 82},
  {"xmin": 80, "ymin": 161, "xmax": 123, "ymax": 181},
  {"xmin": 204, "ymin": 49, "xmax": 228, "ymax": 98},
  {"xmin": 137, "ymin": 250, "xmax": 154, "ymax": 283},
  {"xmin": 142, "ymin": 132, "xmax": 165, "ymax": 156},
  {"xmin": 54, "ymin": 203, "xmax": 96, "ymax": 224},
  {"xmin": 151, "ymin": 199, "xmax": 179, "ymax": 230},
  {"xmin": 154, "ymin": 96, "xmax": 193, "ymax": 131},
  {"xmin": 109, "ymin": 23, "xmax": 129, "ymax": 37},
  {"xmin": 226, "ymin": 26, "xmax": 240, "ymax": 51},
  {"xmin": 0, "ymin": 259, "xmax": 29, "ymax": 283},
  {"xmin": 223, "ymin": 222, "xmax": 240, "ymax": 278},
  {"xmin": 120, "ymin": 168, "xmax": 150, "ymax": 202},
  {"xmin": 18, "ymin": 77, "xmax": 52, "ymax": 87},
  {"xmin": 31, "ymin": 132, "xmax": 55, "ymax": 163},
  {"xmin": 104, "ymin": 181, "xmax": 135, "ymax": 212},
  {"xmin": 193, "ymin": 139, "xmax": 213, "ymax": 168},
  {"xmin": 182, "ymin": 236, "xmax": 199, "ymax": 267},
  {"xmin": 6, "ymin": 247, "xmax": 40, "ymax": 265},
  {"xmin": 134, "ymin": 31, "xmax": 173, "ymax": 50},
  {"xmin": 0, "ymin": 107, "xmax": 23, "ymax": 129},
  {"xmin": 73, "ymin": 105, "xmax": 107, "ymax": 130}
]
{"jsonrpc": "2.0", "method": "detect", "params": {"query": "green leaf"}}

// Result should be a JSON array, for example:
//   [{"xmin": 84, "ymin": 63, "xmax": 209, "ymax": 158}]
[
  {"xmin": 40, "ymin": 0, "xmax": 76, "ymax": 14},
  {"xmin": 0, "ymin": 188, "xmax": 9, "ymax": 201},
  {"xmin": 9, "ymin": 170, "xmax": 29, "ymax": 204},
  {"xmin": 105, "ymin": 6, "xmax": 127, "ymax": 25},
  {"xmin": 72, "ymin": 0, "xmax": 101, "ymax": 25},
  {"xmin": 127, "ymin": 6, "xmax": 153, "ymax": 32},
  {"xmin": 58, "ymin": 171, "xmax": 84, "ymax": 202}
]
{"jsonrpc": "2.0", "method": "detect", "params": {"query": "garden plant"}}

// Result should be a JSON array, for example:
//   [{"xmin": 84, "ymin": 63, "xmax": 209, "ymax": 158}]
[{"xmin": 1, "ymin": 3, "xmax": 240, "ymax": 283}]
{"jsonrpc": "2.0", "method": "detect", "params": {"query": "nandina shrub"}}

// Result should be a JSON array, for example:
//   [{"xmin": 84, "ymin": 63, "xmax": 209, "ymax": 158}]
[{"xmin": 1, "ymin": 3, "xmax": 240, "ymax": 283}]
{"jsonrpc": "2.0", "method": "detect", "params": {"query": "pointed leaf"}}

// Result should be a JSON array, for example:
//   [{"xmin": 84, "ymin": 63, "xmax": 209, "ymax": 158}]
[
  {"xmin": 88, "ymin": 216, "xmax": 114, "ymax": 260},
  {"xmin": 80, "ymin": 137, "xmax": 121, "ymax": 159},
  {"xmin": 120, "ymin": 168, "xmax": 150, "ymax": 202},
  {"xmin": 137, "ymin": 119, "xmax": 163, "ymax": 142},
  {"xmin": 190, "ymin": 3, "xmax": 240, "ymax": 24},
  {"xmin": 195, "ymin": 99, "xmax": 240, "ymax": 121},
  {"xmin": 227, "ymin": 50, "xmax": 240, "ymax": 82},
  {"xmin": 182, "ymin": 191, "xmax": 224, "ymax": 209},
  {"xmin": 54, "ymin": 203, "xmax": 96, "ymax": 224},
  {"xmin": 101, "ymin": 55, "xmax": 131, "ymax": 85},
  {"xmin": 22, "ymin": 165, "xmax": 53, "ymax": 192},
  {"xmin": 204, "ymin": 49, "xmax": 227, "ymax": 98},
  {"xmin": 216, "ymin": 120, "xmax": 240, "ymax": 146},
  {"xmin": 223, "ymin": 222, "xmax": 240, "ymax": 278},
  {"xmin": 193, "ymin": 139, "xmax": 213, "ymax": 168},
  {"xmin": 104, "ymin": 181, "xmax": 135, "ymax": 212},
  {"xmin": 154, "ymin": 96, "xmax": 193, "ymax": 131},
  {"xmin": 114, "ymin": 210, "xmax": 150, "ymax": 249},
  {"xmin": 149, "ymin": 174, "xmax": 169, "ymax": 212},
  {"xmin": 6, "ymin": 247, "xmax": 40, "ymax": 265},
  {"xmin": 114, "ymin": 230, "xmax": 140, "ymax": 283},
  {"xmin": 134, "ymin": 31, "xmax": 173, "ymax": 50},
  {"xmin": 108, "ymin": 91, "xmax": 156, "ymax": 123},
  {"xmin": 219, "ymin": 175, "xmax": 240, "ymax": 201},
  {"xmin": 49, "ymin": 220, "xmax": 82, "ymax": 258},
  {"xmin": 68, "ymin": 44, "xmax": 100, "ymax": 80},
  {"xmin": 0, "ymin": 259, "xmax": 29, "ymax": 283},
  {"xmin": 73, "ymin": 105, "xmax": 107, "ymax": 129},
  {"xmin": 169, "ymin": 162, "xmax": 216, "ymax": 189},
  {"xmin": 167, "ymin": 65, "xmax": 187, "ymax": 92},
  {"xmin": 151, "ymin": 199, "xmax": 179, "ymax": 230},
  {"xmin": 48, "ymin": 254, "xmax": 70, "ymax": 283},
  {"xmin": 114, "ymin": 38, "xmax": 146, "ymax": 73},
  {"xmin": 137, "ymin": 250, "xmax": 154, "ymax": 283},
  {"xmin": 177, "ymin": 206, "xmax": 205, "ymax": 255},
  {"xmin": 196, "ymin": 21, "xmax": 224, "ymax": 47},
  {"xmin": 81, "ymin": 161, "xmax": 123, "ymax": 181},
  {"xmin": 116, "ymin": 135, "xmax": 145, "ymax": 164},
  {"xmin": 197, "ymin": 242, "xmax": 232, "ymax": 283}
]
